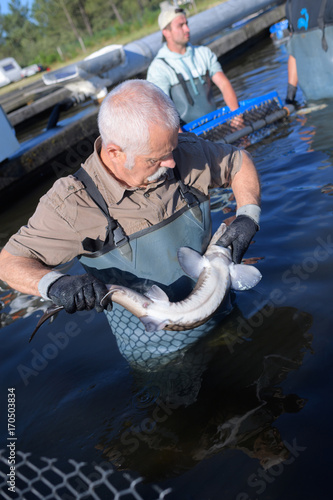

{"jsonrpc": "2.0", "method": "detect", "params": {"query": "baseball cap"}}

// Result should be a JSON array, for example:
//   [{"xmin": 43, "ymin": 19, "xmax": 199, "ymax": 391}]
[{"xmin": 158, "ymin": 3, "xmax": 186, "ymax": 30}]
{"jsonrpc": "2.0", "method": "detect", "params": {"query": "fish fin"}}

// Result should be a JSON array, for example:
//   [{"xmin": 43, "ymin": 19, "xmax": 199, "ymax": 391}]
[
  {"xmin": 140, "ymin": 316, "xmax": 168, "ymax": 332},
  {"xmin": 144, "ymin": 285, "xmax": 170, "ymax": 303},
  {"xmin": 229, "ymin": 264, "xmax": 262, "ymax": 291},
  {"xmin": 177, "ymin": 247, "xmax": 207, "ymax": 279}
]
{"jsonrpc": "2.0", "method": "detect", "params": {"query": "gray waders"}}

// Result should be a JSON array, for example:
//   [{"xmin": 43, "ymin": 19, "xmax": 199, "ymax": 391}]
[
  {"xmin": 76, "ymin": 168, "xmax": 227, "ymax": 370},
  {"xmin": 160, "ymin": 59, "xmax": 216, "ymax": 124}
]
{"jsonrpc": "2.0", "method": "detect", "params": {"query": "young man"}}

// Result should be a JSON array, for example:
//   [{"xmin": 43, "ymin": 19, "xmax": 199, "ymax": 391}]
[{"xmin": 147, "ymin": 4, "xmax": 241, "ymax": 125}]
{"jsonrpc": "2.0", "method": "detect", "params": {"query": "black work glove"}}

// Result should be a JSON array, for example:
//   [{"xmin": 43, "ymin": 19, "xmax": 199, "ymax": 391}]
[
  {"xmin": 216, "ymin": 215, "xmax": 259, "ymax": 264},
  {"xmin": 48, "ymin": 274, "xmax": 110, "ymax": 314},
  {"xmin": 285, "ymin": 83, "xmax": 297, "ymax": 105}
]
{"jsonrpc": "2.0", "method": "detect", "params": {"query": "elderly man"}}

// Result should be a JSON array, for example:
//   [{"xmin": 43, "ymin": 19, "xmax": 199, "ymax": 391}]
[
  {"xmin": 0, "ymin": 80, "xmax": 260, "ymax": 366},
  {"xmin": 147, "ymin": 3, "xmax": 241, "ymax": 125}
]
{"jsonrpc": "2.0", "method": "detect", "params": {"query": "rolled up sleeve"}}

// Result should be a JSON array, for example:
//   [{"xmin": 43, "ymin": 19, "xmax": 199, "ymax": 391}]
[{"xmin": 4, "ymin": 176, "xmax": 106, "ymax": 267}]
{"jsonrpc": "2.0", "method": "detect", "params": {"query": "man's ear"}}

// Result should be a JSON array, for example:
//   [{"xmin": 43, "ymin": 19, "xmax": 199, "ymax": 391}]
[
  {"xmin": 101, "ymin": 143, "xmax": 126, "ymax": 167},
  {"xmin": 106, "ymin": 143, "xmax": 123, "ymax": 159},
  {"xmin": 162, "ymin": 28, "xmax": 170, "ymax": 42}
]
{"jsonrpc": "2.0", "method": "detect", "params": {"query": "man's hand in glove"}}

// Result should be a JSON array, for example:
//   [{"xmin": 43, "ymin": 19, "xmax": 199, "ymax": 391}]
[
  {"xmin": 216, "ymin": 215, "xmax": 259, "ymax": 264},
  {"xmin": 47, "ymin": 274, "xmax": 110, "ymax": 314}
]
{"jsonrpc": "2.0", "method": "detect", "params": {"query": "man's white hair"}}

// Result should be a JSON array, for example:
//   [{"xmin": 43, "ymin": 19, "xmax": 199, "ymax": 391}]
[{"xmin": 98, "ymin": 79, "xmax": 180, "ymax": 161}]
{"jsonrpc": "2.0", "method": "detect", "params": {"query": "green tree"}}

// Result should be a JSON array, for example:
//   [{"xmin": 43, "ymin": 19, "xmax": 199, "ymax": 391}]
[
  {"xmin": 77, "ymin": 0, "xmax": 93, "ymax": 36},
  {"xmin": 0, "ymin": 0, "xmax": 178, "ymax": 69},
  {"xmin": 0, "ymin": 0, "xmax": 37, "ymax": 64}
]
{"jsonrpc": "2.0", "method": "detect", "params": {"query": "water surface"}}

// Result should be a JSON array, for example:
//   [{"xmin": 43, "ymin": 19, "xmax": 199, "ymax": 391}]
[{"xmin": 0, "ymin": 37, "xmax": 332, "ymax": 500}]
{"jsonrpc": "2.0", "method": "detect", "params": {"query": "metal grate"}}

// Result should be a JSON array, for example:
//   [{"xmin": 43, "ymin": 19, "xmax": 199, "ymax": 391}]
[{"xmin": 0, "ymin": 449, "xmax": 172, "ymax": 500}]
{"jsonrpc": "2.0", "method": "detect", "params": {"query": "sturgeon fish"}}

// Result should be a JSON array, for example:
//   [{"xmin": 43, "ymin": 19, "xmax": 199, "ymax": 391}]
[{"xmin": 29, "ymin": 223, "xmax": 262, "ymax": 341}]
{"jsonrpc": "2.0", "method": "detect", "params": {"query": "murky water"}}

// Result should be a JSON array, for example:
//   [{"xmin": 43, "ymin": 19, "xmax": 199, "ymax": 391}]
[{"xmin": 1, "ymin": 37, "xmax": 333, "ymax": 499}]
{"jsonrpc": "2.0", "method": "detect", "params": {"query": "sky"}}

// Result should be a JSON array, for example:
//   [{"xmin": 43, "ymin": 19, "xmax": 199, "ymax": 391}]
[{"xmin": 0, "ymin": 0, "xmax": 34, "ymax": 16}]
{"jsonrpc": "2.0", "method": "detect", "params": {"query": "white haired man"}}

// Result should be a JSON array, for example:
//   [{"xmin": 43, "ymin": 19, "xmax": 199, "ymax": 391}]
[{"xmin": 0, "ymin": 80, "xmax": 260, "ymax": 365}]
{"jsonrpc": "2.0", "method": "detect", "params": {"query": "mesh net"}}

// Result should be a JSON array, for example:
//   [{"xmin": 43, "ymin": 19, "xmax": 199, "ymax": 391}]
[
  {"xmin": 105, "ymin": 302, "xmax": 230, "ymax": 371},
  {"xmin": 0, "ymin": 449, "xmax": 172, "ymax": 500}
]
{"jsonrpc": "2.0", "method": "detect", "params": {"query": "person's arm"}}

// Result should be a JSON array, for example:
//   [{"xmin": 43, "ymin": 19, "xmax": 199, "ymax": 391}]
[
  {"xmin": 212, "ymin": 71, "xmax": 244, "ymax": 129},
  {"xmin": 287, "ymin": 54, "xmax": 298, "ymax": 87},
  {"xmin": 286, "ymin": 54, "xmax": 298, "ymax": 104},
  {"xmin": 212, "ymin": 71, "xmax": 239, "ymax": 111},
  {"xmin": 230, "ymin": 150, "xmax": 261, "ymax": 209},
  {"xmin": 217, "ymin": 151, "xmax": 261, "ymax": 263},
  {"xmin": 0, "ymin": 173, "xmax": 112, "ymax": 312},
  {"xmin": 0, "ymin": 249, "xmax": 51, "ymax": 296},
  {"xmin": 0, "ymin": 249, "xmax": 109, "ymax": 314}
]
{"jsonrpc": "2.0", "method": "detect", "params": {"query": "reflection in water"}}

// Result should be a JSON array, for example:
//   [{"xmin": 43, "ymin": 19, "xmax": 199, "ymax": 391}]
[
  {"xmin": 321, "ymin": 183, "xmax": 333, "ymax": 195},
  {"xmin": 295, "ymin": 101, "xmax": 333, "ymax": 161},
  {"xmin": 0, "ymin": 281, "xmax": 52, "ymax": 329},
  {"xmin": 96, "ymin": 305, "xmax": 312, "ymax": 481},
  {"xmin": 0, "ymin": 260, "xmax": 76, "ymax": 330}
]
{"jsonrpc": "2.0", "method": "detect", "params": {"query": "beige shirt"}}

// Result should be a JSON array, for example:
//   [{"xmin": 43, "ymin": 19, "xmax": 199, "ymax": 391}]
[{"xmin": 5, "ymin": 133, "xmax": 243, "ymax": 267}]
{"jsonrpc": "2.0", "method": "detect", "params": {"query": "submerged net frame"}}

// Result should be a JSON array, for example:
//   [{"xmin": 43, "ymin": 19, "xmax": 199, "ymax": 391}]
[
  {"xmin": 0, "ymin": 449, "xmax": 172, "ymax": 500},
  {"xmin": 183, "ymin": 91, "xmax": 293, "ymax": 144}
]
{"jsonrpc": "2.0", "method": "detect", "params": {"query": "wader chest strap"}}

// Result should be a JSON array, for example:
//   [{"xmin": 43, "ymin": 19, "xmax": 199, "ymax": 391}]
[
  {"xmin": 75, "ymin": 168, "xmax": 132, "ymax": 259},
  {"xmin": 160, "ymin": 58, "xmax": 195, "ymax": 106},
  {"xmin": 174, "ymin": 166, "xmax": 203, "ymax": 223}
]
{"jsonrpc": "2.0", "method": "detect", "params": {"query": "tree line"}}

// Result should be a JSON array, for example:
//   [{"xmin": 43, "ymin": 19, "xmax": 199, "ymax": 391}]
[{"xmin": 0, "ymin": 0, "xmax": 164, "ymax": 67}]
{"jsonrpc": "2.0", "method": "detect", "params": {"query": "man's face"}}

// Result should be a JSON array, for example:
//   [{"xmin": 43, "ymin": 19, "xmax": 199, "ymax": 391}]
[
  {"xmin": 164, "ymin": 14, "xmax": 190, "ymax": 48},
  {"xmin": 112, "ymin": 126, "xmax": 179, "ymax": 188}
]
